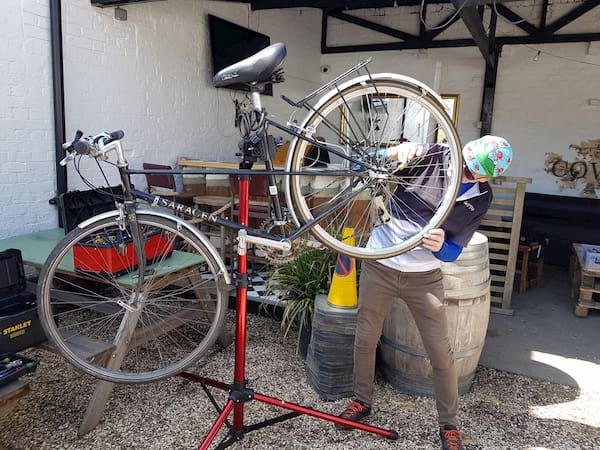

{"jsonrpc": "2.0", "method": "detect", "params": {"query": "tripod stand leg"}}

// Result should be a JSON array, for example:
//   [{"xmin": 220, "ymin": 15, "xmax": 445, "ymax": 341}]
[
  {"xmin": 199, "ymin": 399, "xmax": 236, "ymax": 450},
  {"xmin": 253, "ymin": 391, "xmax": 398, "ymax": 439},
  {"xmin": 192, "ymin": 172, "xmax": 398, "ymax": 447}
]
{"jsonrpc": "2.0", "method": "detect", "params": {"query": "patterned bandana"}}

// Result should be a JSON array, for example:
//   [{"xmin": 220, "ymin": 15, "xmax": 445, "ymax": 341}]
[{"xmin": 462, "ymin": 135, "xmax": 513, "ymax": 178}]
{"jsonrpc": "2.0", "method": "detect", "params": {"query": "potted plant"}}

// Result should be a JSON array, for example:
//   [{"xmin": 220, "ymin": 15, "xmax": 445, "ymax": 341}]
[{"xmin": 267, "ymin": 247, "xmax": 336, "ymax": 358}]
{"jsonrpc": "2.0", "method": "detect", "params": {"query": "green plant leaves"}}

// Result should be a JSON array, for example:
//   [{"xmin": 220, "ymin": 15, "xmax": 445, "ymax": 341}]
[{"xmin": 267, "ymin": 248, "xmax": 336, "ymax": 351}]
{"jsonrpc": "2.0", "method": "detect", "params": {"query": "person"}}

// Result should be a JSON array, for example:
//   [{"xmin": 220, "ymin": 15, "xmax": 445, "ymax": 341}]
[{"xmin": 337, "ymin": 136, "xmax": 513, "ymax": 450}]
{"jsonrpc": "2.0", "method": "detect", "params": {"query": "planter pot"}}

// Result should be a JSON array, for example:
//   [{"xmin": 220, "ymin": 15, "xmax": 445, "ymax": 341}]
[{"xmin": 299, "ymin": 318, "xmax": 312, "ymax": 361}]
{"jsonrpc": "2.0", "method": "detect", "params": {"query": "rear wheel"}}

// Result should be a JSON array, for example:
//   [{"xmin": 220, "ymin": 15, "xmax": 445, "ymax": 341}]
[
  {"xmin": 286, "ymin": 74, "xmax": 462, "ymax": 259},
  {"xmin": 37, "ymin": 213, "xmax": 227, "ymax": 384}
]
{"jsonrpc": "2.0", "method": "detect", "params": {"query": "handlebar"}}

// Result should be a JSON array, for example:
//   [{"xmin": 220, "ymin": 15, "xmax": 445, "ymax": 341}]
[
  {"xmin": 72, "ymin": 139, "xmax": 94, "ymax": 156},
  {"xmin": 104, "ymin": 130, "xmax": 125, "ymax": 144},
  {"xmin": 61, "ymin": 130, "xmax": 125, "ymax": 166}
]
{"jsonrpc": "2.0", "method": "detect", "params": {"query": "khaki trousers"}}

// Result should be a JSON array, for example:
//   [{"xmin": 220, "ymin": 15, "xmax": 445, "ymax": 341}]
[{"xmin": 353, "ymin": 260, "xmax": 458, "ymax": 426}]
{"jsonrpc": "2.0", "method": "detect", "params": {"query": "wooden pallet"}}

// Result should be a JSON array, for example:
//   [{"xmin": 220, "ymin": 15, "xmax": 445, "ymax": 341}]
[
  {"xmin": 478, "ymin": 176, "xmax": 532, "ymax": 314},
  {"xmin": 569, "ymin": 244, "xmax": 600, "ymax": 317}
]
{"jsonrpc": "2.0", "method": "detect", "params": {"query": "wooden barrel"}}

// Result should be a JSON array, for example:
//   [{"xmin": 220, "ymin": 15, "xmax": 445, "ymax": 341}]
[{"xmin": 377, "ymin": 232, "xmax": 491, "ymax": 396}]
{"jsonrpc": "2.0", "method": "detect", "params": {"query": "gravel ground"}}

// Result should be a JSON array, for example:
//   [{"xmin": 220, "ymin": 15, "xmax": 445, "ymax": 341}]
[{"xmin": 1, "ymin": 311, "xmax": 599, "ymax": 450}]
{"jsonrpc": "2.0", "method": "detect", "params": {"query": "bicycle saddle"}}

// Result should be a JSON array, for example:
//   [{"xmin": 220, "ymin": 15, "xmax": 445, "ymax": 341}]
[{"xmin": 213, "ymin": 42, "xmax": 286, "ymax": 88}]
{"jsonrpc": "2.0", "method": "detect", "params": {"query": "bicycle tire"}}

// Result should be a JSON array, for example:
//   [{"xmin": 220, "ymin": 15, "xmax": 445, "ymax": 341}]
[
  {"xmin": 37, "ymin": 213, "xmax": 227, "ymax": 384},
  {"xmin": 286, "ymin": 73, "xmax": 462, "ymax": 259}
]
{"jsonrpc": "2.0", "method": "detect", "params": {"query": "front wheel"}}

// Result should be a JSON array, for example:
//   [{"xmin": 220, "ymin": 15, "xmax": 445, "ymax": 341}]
[
  {"xmin": 286, "ymin": 74, "xmax": 462, "ymax": 259},
  {"xmin": 37, "ymin": 213, "xmax": 227, "ymax": 384}
]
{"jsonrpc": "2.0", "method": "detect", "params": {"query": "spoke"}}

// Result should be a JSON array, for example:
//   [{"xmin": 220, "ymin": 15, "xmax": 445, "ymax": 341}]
[
  {"xmin": 289, "ymin": 78, "xmax": 460, "ymax": 259},
  {"xmin": 40, "ymin": 216, "xmax": 226, "ymax": 382}
]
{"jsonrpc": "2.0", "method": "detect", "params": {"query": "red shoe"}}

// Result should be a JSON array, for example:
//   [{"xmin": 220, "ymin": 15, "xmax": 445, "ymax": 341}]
[
  {"xmin": 439, "ymin": 425, "xmax": 464, "ymax": 450},
  {"xmin": 335, "ymin": 399, "xmax": 371, "ymax": 430}
]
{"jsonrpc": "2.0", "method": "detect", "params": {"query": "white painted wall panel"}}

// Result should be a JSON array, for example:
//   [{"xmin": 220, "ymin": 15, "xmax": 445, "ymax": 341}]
[
  {"xmin": 0, "ymin": 0, "xmax": 55, "ymax": 238},
  {"xmin": 0, "ymin": 0, "xmax": 321, "ymax": 238}
]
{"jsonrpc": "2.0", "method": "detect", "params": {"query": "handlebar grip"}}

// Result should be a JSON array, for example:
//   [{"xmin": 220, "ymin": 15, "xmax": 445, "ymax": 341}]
[
  {"xmin": 73, "ymin": 139, "xmax": 94, "ymax": 155},
  {"xmin": 104, "ymin": 130, "xmax": 124, "ymax": 145}
]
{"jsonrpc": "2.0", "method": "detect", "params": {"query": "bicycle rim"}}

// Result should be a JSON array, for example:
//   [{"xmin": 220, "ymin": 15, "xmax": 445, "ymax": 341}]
[
  {"xmin": 37, "ymin": 214, "xmax": 226, "ymax": 383},
  {"xmin": 286, "ymin": 74, "xmax": 462, "ymax": 259}
]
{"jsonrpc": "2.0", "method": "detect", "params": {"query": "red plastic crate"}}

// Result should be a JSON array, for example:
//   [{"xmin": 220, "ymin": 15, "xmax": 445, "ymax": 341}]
[
  {"xmin": 73, "ymin": 230, "xmax": 173, "ymax": 278},
  {"xmin": 145, "ymin": 232, "xmax": 174, "ymax": 264}
]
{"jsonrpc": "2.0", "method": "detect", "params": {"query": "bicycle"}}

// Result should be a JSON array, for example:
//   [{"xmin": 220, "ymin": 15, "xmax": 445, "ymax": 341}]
[{"xmin": 37, "ymin": 42, "xmax": 462, "ymax": 385}]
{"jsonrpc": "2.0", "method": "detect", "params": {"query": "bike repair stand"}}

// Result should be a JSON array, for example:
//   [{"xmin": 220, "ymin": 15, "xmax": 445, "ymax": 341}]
[{"xmin": 181, "ymin": 172, "xmax": 399, "ymax": 449}]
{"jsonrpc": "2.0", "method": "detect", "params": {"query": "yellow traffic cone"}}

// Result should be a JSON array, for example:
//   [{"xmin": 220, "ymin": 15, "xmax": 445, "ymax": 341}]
[{"xmin": 327, "ymin": 227, "xmax": 358, "ymax": 308}]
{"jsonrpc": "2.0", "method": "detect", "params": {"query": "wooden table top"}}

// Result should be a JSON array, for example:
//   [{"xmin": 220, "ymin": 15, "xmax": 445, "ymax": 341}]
[
  {"xmin": 177, "ymin": 158, "xmax": 284, "ymax": 170},
  {"xmin": 0, "ymin": 228, "xmax": 64, "ymax": 267},
  {"xmin": 0, "ymin": 228, "xmax": 206, "ymax": 287}
]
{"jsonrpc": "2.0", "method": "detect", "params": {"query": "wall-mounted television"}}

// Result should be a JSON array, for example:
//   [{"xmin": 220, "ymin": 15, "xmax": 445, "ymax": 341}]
[{"xmin": 208, "ymin": 15, "xmax": 273, "ymax": 96}]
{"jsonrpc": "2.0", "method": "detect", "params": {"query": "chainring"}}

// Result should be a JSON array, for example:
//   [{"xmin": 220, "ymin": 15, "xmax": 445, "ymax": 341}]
[{"xmin": 255, "ymin": 218, "xmax": 304, "ymax": 265}]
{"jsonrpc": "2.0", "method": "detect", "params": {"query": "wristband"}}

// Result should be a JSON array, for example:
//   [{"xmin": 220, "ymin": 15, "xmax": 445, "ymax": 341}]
[{"xmin": 432, "ymin": 239, "xmax": 463, "ymax": 262}]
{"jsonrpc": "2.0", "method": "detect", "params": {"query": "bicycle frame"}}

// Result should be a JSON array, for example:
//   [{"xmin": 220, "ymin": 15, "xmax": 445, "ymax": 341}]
[
  {"xmin": 77, "ymin": 58, "xmax": 461, "ymax": 265},
  {"xmin": 129, "ymin": 172, "xmax": 369, "ymax": 248},
  {"xmin": 78, "ymin": 58, "xmax": 401, "ymax": 259}
]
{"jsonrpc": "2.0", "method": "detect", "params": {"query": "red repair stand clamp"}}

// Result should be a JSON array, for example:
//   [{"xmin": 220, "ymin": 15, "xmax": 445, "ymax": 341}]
[{"xmin": 180, "ymin": 173, "xmax": 399, "ymax": 449}]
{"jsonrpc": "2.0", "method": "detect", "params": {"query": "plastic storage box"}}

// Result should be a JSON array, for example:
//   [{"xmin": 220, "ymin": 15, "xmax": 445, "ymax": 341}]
[
  {"xmin": 73, "ymin": 229, "xmax": 174, "ymax": 278},
  {"xmin": 581, "ymin": 245, "xmax": 600, "ymax": 270},
  {"xmin": 56, "ymin": 186, "xmax": 124, "ymax": 234},
  {"xmin": 0, "ymin": 249, "xmax": 46, "ymax": 353}
]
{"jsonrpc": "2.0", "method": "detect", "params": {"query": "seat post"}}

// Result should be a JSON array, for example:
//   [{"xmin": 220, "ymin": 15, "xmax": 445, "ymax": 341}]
[{"xmin": 251, "ymin": 90, "xmax": 262, "ymax": 112}]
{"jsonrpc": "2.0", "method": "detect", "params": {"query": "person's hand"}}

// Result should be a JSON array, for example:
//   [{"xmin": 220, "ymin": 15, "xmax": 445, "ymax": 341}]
[
  {"xmin": 422, "ymin": 228, "xmax": 445, "ymax": 252},
  {"xmin": 386, "ymin": 142, "xmax": 425, "ymax": 165}
]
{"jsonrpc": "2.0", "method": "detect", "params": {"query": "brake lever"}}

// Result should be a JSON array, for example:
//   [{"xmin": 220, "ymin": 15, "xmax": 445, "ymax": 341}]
[{"xmin": 59, "ymin": 152, "xmax": 75, "ymax": 166}]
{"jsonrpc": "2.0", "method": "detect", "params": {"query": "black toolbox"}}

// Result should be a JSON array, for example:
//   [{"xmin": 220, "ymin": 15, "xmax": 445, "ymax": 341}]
[
  {"xmin": 55, "ymin": 186, "xmax": 124, "ymax": 233},
  {"xmin": 0, "ymin": 352, "xmax": 39, "ymax": 387},
  {"xmin": 0, "ymin": 249, "xmax": 46, "ymax": 353}
]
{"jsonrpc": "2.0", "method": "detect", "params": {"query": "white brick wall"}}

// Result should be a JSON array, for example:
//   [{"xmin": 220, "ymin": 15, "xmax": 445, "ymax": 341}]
[
  {"xmin": 1, "ymin": 1, "xmax": 598, "ymax": 239},
  {"xmin": 60, "ymin": 0, "xmax": 322, "ymax": 191},
  {"xmin": 0, "ymin": 0, "xmax": 322, "ymax": 238},
  {"xmin": 0, "ymin": 0, "xmax": 55, "ymax": 238}
]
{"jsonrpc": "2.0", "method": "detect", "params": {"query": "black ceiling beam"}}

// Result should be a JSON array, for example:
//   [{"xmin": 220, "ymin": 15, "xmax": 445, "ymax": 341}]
[
  {"xmin": 323, "ymin": 39, "xmax": 477, "ymax": 53},
  {"xmin": 323, "ymin": 8, "xmax": 461, "ymax": 50},
  {"xmin": 497, "ymin": 32, "xmax": 600, "ymax": 46},
  {"xmin": 494, "ymin": 3, "xmax": 539, "ymax": 35},
  {"xmin": 240, "ymin": 0, "xmax": 530, "ymax": 10},
  {"xmin": 91, "ymin": 0, "xmax": 164, "ymax": 6},
  {"xmin": 329, "ymin": 11, "xmax": 417, "ymax": 42},
  {"xmin": 479, "ymin": 7, "xmax": 498, "ymax": 137},
  {"xmin": 321, "ymin": 0, "xmax": 600, "ymax": 54},
  {"xmin": 322, "ymin": 32, "xmax": 600, "ymax": 53},
  {"xmin": 540, "ymin": 0, "xmax": 549, "ymax": 29},
  {"xmin": 423, "ymin": 11, "xmax": 462, "ymax": 40},
  {"xmin": 451, "ymin": 1, "xmax": 493, "ymax": 66},
  {"xmin": 246, "ymin": 0, "xmax": 401, "ymax": 9},
  {"xmin": 545, "ymin": 0, "xmax": 599, "ymax": 34}
]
